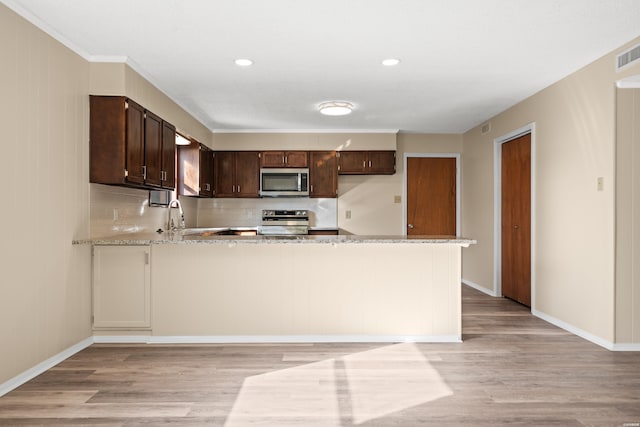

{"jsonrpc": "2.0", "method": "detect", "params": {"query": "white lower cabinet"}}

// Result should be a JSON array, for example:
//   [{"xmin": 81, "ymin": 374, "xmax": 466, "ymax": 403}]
[{"xmin": 92, "ymin": 245, "xmax": 151, "ymax": 329}]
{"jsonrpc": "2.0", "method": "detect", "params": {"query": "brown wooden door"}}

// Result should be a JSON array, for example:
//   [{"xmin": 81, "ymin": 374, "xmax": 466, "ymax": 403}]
[
  {"xmin": 309, "ymin": 151, "xmax": 338, "ymax": 198},
  {"xmin": 143, "ymin": 110, "xmax": 163, "ymax": 187},
  {"xmin": 406, "ymin": 157, "xmax": 456, "ymax": 235},
  {"xmin": 235, "ymin": 152, "xmax": 260, "ymax": 197},
  {"xmin": 161, "ymin": 121, "xmax": 176, "ymax": 189},
  {"xmin": 214, "ymin": 151, "xmax": 235, "ymax": 197},
  {"xmin": 501, "ymin": 133, "xmax": 531, "ymax": 307},
  {"xmin": 125, "ymin": 100, "xmax": 145, "ymax": 185}
]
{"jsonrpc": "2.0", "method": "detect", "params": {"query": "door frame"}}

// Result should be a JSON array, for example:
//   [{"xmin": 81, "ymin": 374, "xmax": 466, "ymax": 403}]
[
  {"xmin": 403, "ymin": 153, "xmax": 461, "ymax": 236},
  {"xmin": 493, "ymin": 123, "xmax": 536, "ymax": 308}
]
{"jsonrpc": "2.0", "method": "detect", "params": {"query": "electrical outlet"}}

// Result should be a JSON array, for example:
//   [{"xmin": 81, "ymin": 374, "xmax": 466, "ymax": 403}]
[
  {"xmin": 597, "ymin": 177, "xmax": 604, "ymax": 192},
  {"xmin": 113, "ymin": 208, "xmax": 118, "ymax": 221},
  {"xmin": 345, "ymin": 210, "xmax": 352, "ymax": 219},
  {"xmin": 394, "ymin": 195, "xmax": 401, "ymax": 203}
]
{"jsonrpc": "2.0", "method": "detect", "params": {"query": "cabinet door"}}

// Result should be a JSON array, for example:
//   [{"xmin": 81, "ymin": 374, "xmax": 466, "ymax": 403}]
[
  {"xmin": 214, "ymin": 151, "xmax": 236, "ymax": 197},
  {"xmin": 285, "ymin": 151, "xmax": 308, "ymax": 167},
  {"xmin": 338, "ymin": 151, "xmax": 367, "ymax": 174},
  {"xmin": 125, "ymin": 100, "xmax": 146, "ymax": 185},
  {"xmin": 310, "ymin": 151, "xmax": 338, "ymax": 198},
  {"xmin": 161, "ymin": 121, "xmax": 176, "ymax": 189},
  {"xmin": 93, "ymin": 245, "xmax": 151, "ymax": 329},
  {"xmin": 144, "ymin": 110, "xmax": 163, "ymax": 187},
  {"xmin": 261, "ymin": 151, "xmax": 286, "ymax": 168},
  {"xmin": 199, "ymin": 147, "xmax": 214, "ymax": 197},
  {"xmin": 235, "ymin": 151, "xmax": 260, "ymax": 197},
  {"xmin": 367, "ymin": 151, "xmax": 396, "ymax": 174}
]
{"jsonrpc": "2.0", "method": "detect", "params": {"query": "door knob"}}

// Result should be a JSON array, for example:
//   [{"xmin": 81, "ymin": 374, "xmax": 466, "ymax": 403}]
[
  {"xmin": 408, "ymin": 224, "xmax": 414, "ymax": 229},
  {"xmin": 514, "ymin": 225, "xmax": 519, "ymax": 229}
]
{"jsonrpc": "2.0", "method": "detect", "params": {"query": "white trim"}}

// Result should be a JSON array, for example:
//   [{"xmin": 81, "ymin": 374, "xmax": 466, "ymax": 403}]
[
  {"xmin": 610, "ymin": 343, "xmax": 640, "ymax": 351},
  {"xmin": 147, "ymin": 335, "xmax": 462, "ymax": 344},
  {"xmin": 0, "ymin": 337, "xmax": 93, "ymax": 398},
  {"xmin": 212, "ymin": 128, "xmax": 400, "ymax": 134},
  {"xmin": 403, "ymin": 153, "xmax": 461, "ymax": 236},
  {"xmin": 532, "ymin": 309, "xmax": 616, "ymax": 351},
  {"xmin": 87, "ymin": 55, "xmax": 129, "ymax": 63},
  {"xmin": 616, "ymin": 74, "xmax": 640, "ymax": 88},
  {"xmin": 93, "ymin": 335, "xmax": 151, "ymax": 344},
  {"xmin": 462, "ymin": 279, "xmax": 499, "ymax": 297},
  {"xmin": 1, "ymin": 0, "xmax": 93, "ymax": 61},
  {"xmin": 493, "ymin": 123, "xmax": 536, "ymax": 309}
]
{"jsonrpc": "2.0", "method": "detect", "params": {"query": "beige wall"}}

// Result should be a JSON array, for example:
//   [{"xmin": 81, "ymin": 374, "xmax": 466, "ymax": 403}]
[
  {"xmin": 616, "ymin": 87, "xmax": 640, "ymax": 344},
  {"xmin": 462, "ymin": 36, "xmax": 640, "ymax": 344},
  {"xmin": 0, "ymin": 4, "xmax": 92, "ymax": 386},
  {"xmin": 212, "ymin": 132, "xmax": 396, "ymax": 151},
  {"xmin": 337, "ymin": 134, "xmax": 463, "ymax": 235}
]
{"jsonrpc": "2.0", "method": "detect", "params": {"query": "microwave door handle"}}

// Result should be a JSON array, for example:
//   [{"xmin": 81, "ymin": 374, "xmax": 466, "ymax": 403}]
[{"xmin": 298, "ymin": 173, "xmax": 301, "ymax": 191}]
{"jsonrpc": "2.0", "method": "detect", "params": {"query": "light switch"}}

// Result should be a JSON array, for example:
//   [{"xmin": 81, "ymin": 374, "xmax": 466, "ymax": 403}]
[
  {"xmin": 394, "ymin": 195, "xmax": 401, "ymax": 203},
  {"xmin": 345, "ymin": 210, "xmax": 352, "ymax": 219},
  {"xmin": 113, "ymin": 208, "xmax": 118, "ymax": 221},
  {"xmin": 597, "ymin": 177, "xmax": 604, "ymax": 192}
]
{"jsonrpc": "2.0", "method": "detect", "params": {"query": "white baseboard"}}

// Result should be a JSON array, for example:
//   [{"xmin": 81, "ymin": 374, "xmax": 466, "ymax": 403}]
[
  {"xmin": 462, "ymin": 279, "xmax": 498, "ymax": 297},
  {"xmin": 610, "ymin": 343, "xmax": 640, "ymax": 351},
  {"xmin": 531, "ymin": 309, "xmax": 619, "ymax": 351},
  {"xmin": 0, "ymin": 337, "xmax": 93, "ymax": 398},
  {"xmin": 93, "ymin": 335, "xmax": 151, "ymax": 344},
  {"xmin": 147, "ymin": 335, "xmax": 462, "ymax": 344}
]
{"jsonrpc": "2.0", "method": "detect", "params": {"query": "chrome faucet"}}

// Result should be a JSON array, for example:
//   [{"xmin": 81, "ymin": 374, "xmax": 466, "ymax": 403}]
[{"xmin": 167, "ymin": 199, "xmax": 185, "ymax": 232}]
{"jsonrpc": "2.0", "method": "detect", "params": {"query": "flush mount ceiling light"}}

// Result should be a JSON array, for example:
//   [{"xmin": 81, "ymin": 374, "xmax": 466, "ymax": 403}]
[
  {"xmin": 234, "ymin": 58, "xmax": 253, "ymax": 66},
  {"xmin": 318, "ymin": 101, "xmax": 354, "ymax": 116},
  {"xmin": 382, "ymin": 58, "xmax": 401, "ymax": 66}
]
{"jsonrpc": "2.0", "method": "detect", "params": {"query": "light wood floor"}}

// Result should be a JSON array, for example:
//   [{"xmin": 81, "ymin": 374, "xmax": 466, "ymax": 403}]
[{"xmin": 1, "ymin": 286, "xmax": 639, "ymax": 426}]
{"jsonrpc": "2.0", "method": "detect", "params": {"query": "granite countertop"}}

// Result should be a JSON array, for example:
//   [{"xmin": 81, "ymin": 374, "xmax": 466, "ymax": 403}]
[{"xmin": 73, "ymin": 228, "xmax": 476, "ymax": 247}]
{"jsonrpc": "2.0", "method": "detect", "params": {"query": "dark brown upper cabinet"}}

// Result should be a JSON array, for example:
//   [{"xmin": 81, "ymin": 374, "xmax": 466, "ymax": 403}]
[
  {"xmin": 89, "ymin": 95, "xmax": 176, "ymax": 190},
  {"xmin": 309, "ymin": 151, "xmax": 338, "ymax": 198},
  {"xmin": 260, "ymin": 151, "xmax": 308, "ymax": 168},
  {"xmin": 338, "ymin": 150, "xmax": 396, "ymax": 175},
  {"xmin": 214, "ymin": 151, "xmax": 260, "ymax": 198},
  {"xmin": 178, "ymin": 141, "xmax": 214, "ymax": 197}
]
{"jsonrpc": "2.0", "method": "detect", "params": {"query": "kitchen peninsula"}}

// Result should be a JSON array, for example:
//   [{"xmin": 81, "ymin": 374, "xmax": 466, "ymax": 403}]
[{"xmin": 84, "ymin": 233, "xmax": 475, "ymax": 343}]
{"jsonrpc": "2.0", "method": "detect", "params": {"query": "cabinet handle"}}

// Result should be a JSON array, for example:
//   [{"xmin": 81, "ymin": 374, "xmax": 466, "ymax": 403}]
[
  {"xmin": 310, "ymin": 184, "xmax": 314, "ymax": 193},
  {"xmin": 237, "ymin": 185, "xmax": 241, "ymax": 193},
  {"xmin": 142, "ymin": 165, "xmax": 147, "ymax": 179},
  {"xmin": 232, "ymin": 185, "xmax": 235, "ymax": 193},
  {"xmin": 369, "ymin": 160, "xmax": 372, "ymax": 168},
  {"xmin": 363, "ymin": 161, "xmax": 366, "ymax": 168}
]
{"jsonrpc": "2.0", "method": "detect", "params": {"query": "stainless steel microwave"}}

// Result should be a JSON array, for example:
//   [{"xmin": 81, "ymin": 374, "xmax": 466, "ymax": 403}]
[{"xmin": 260, "ymin": 168, "xmax": 309, "ymax": 197}]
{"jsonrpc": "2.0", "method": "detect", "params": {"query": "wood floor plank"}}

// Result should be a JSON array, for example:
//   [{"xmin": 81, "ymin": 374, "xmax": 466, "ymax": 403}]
[{"xmin": 1, "ymin": 285, "xmax": 639, "ymax": 426}]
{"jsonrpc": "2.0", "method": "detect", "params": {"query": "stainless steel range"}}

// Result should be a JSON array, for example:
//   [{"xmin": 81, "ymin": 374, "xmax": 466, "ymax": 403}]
[{"xmin": 259, "ymin": 210, "xmax": 309, "ymax": 235}]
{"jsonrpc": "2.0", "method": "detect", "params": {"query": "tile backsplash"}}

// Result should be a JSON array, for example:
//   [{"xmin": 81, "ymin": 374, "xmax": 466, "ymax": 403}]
[
  {"xmin": 196, "ymin": 198, "xmax": 338, "ymax": 229},
  {"xmin": 90, "ymin": 184, "xmax": 198, "ymax": 237},
  {"xmin": 90, "ymin": 183, "xmax": 337, "ymax": 237}
]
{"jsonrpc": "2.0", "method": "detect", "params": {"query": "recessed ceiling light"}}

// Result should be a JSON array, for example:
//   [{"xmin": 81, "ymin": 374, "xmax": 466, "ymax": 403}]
[
  {"xmin": 234, "ymin": 58, "xmax": 253, "ymax": 67},
  {"xmin": 318, "ymin": 101, "xmax": 354, "ymax": 116},
  {"xmin": 382, "ymin": 58, "xmax": 401, "ymax": 66}
]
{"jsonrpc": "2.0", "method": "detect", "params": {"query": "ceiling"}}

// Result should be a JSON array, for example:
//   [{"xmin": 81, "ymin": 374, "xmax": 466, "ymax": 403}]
[{"xmin": 4, "ymin": 0, "xmax": 640, "ymax": 134}]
